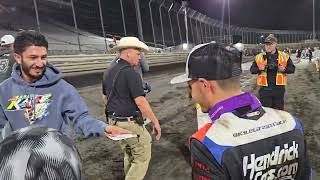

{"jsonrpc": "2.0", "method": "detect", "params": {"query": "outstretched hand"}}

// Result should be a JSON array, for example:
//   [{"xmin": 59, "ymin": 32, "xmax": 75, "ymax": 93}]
[{"xmin": 105, "ymin": 125, "xmax": 132, "ymax": 137}]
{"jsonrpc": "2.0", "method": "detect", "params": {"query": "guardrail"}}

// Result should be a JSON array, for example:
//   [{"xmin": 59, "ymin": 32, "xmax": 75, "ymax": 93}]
[{"xmin": 49, "ymin": 52, "xmax": 189, "ymax": 76}]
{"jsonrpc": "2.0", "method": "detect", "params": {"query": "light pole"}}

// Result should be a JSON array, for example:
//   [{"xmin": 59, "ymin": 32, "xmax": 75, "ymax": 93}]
[
  {"xmin": 189, "ymin": 10, "xmax": 196, "ymax": 44},
  {"xmin": 203, "ymin": 17, "xmax": 207, "ymax": 42},
  {"xmin": 227, "ymin": 0, "xmax": 231, "ymax": 43},
  {"xmin": 97, "ymin": 0, "xmax": 107, "ymax": 50},
  {"xmin": 195, "ymin": 13, "xmax": 200, "ymax": 44},
  {"xmin": 134, "ymin": 0, "xmax": 144, "ymax": 41},
  {"xmin": 33, "ymin": 0, "xmax": 41, "ymax": 32},
  {"xmin": 120, "ymin": 0, "xmax": 127, "ymax": 36},
  {"xmin": 176, "ymin": 4, "xmax": 183, "ymax": 44},
  {"xmin": 70, "ymin": 0, "xmax": 81, "ymax": 52},
  {"xmin": 313, "ymin": 0, "xmax": 316, "ymax": 40},
  {"xmin": 149, "ymin": 0, "xmax": 156, "ymax": 47},
  {"xmin": 200, "ymin": 15, "xmax": 206, "ymax": 43},
  {"xmin": 182, "ymin": 1, "xmax": 189, "ymax": 47},
  {"xmin": 168, "ymin": 2, "xmax": 175, "ymax": 46},
  {"xmin": 159, "ymin": 0, "xmax": 166, "ymax": 47}
]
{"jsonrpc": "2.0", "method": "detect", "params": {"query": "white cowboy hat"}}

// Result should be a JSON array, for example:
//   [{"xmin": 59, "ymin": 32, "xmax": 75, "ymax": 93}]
[
  {"xmin": 0, "ymin": 35, "xmax": 15, "ymax": 46},
  {"xmin": 110, "ymin": 37, "xmax": 149, "ymax": 53}
]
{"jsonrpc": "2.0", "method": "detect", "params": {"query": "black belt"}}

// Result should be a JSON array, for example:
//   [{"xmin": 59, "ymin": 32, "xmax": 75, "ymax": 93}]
[
  {"xmin": 109, "ymin": 114, "xmax": 137, "ymax": 122},
  {"xmin": 107, "ymin": 111, "xmax": 145, "ymax": 125}
]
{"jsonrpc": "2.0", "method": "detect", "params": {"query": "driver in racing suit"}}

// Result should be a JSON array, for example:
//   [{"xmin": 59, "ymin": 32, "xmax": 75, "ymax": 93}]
[{"xmin": 171, "ymin": 42, "xmax": 311, "ymax": 180}]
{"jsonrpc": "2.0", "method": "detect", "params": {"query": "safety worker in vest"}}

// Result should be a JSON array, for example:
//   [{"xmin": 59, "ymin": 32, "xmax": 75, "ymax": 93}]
[
  {"xmin": 103, "ymin": 37, "xmax": 161, "ymax": 180},
  {"xmin": 250, "ymin": 34, "xmax": 295, "ymax": 110},
  {"xmin": 170, "ymin": 42, "xmax": 311, "ymax": 179}
]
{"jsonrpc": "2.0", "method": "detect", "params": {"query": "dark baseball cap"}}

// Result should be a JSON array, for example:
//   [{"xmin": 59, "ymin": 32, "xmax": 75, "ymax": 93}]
[
  {"xmin": 264, "ymin": 34, "xmax": 277, "ymax": 43},
  {"xmin": 170, "ymin": 42, "xmax": 242, "ymax": 84}
]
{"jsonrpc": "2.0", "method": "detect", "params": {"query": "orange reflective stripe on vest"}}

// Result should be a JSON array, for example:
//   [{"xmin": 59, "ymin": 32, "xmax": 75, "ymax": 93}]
[
  {"xmin": 255, "ymin": 51, "xmax": 289, "ymax": 86},
  {"xmin": 255, "ymin": 53, "xmax": 268, "ymax": 86}
]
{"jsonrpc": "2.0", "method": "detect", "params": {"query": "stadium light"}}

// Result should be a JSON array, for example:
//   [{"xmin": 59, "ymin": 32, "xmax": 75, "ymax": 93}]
[{"xmin": 182, "ymin": 43, "xmax": 188, "ymax": 50}]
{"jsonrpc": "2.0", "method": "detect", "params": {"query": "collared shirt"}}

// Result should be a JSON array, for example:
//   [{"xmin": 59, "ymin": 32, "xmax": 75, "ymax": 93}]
[{"xmin": 102, "ymin": 59, "xmax": 145, "ymax": 117}]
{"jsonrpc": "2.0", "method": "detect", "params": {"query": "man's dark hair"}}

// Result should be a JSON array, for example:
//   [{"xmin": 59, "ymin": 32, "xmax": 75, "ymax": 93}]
[{"xmin": 14, "ymin": 30, "xmax": 48, "ymax": 55}]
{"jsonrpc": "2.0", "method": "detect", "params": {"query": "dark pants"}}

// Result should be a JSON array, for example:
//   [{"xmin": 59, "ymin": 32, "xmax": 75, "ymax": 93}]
[
  {"xmin": 309, "ymin": 55, "xmax": 312, "ymax": 63},
  {"xmin": 258, "ymin": 87, "xmax": 285, "ymax": 110}
]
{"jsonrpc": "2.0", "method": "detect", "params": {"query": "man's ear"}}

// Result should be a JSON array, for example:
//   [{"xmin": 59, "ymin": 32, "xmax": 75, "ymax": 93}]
[
  {"xmin": 14, "ymin": 53, "xmax": 22, "ymax": 64},
  {"xmin": 199, "ymin": 78, "xmax": 218, "ymax": 93},
  {"xmin": 198, "ymin": 78, "xmax": 211, "ymax": 89}
]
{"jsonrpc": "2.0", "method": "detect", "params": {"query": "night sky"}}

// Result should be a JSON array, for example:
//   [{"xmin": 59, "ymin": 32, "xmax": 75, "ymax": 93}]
[{"xmin": 189, "ymin": 0, "xmax": 319, "ymax": 31}]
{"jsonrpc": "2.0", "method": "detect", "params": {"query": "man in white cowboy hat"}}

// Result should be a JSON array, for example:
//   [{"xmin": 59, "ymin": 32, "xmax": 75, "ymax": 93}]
[
  {"xmin": 0, "ymin": 34, "xmax": 15, "ymax": 83},
  {"xmin": 102, "ymin": 36, "xmax": 161, "ymax": 180}
]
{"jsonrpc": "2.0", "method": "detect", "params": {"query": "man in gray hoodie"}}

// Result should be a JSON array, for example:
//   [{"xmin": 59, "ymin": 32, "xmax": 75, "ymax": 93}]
[{"xmin": 0, "ymin": 30, "xmax": 130, "ymax": 139}]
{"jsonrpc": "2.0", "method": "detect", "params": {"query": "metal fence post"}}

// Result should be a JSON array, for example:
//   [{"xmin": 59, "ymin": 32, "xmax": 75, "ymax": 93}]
[
  {"xmin": 70, "ymin": 0, "xmax": 81, "ymax": 52},
  {"xmin": 148, "ymin": 0, "xmax": 156, "ymax": 47},
  {"xmin": 120, "ymin": 0, "xmax": 127, "ymax": 36},
  {"xmin": 189, "ymin": 10, "xmax": 195, "ymax": 45},
  {"xmin": 183, "ymin": 2, "xmax": 189, "ymax": 46},
  {"xmin": 159, "ymin": 0, "xmax": 166, "ymax": 47},
  {"xmin": 168, "ymin": 2, "xmax": 175, "ymax": 46},
  {"xmin": 134, "ymin": 0, "xmax": 144, "ymax": 41},
  {"xmin": 176, "ymin": 5, "xmax": 183, "ymax": 44},
  {"xmin": 200, "ymin": 15, "xmax": 204, "ymax": 43},
  {"xmin": 195, "ymin": 13, "xmax": 200, "ymax": 44},
  {"xmin": 97, "ymin": 0, "xmax": 107, "ymax": 50},
  {"xmin": 204, "ymin": 17, "xmax": 207, "ymax": 42},
  {"xmin": 33, "ymin": 0, "xmax": 41, "ymax": 32}
]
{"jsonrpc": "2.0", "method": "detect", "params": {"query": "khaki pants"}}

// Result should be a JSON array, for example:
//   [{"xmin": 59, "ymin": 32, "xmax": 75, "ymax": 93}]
[{"xmin": 109, "ymin": 118, "xmax": 152, "ymax": 180}]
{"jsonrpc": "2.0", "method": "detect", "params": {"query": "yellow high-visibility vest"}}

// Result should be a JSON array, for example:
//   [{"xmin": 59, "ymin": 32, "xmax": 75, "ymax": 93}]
[{"xmin": 255, "ymin": 51, "xmax": 289, "ymax": 86}]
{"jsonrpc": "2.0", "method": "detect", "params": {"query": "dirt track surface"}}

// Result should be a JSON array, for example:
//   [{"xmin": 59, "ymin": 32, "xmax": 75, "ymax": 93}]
[{"xmin": 75, "ymin": 58, "xmax": 320, "ymax": 180}]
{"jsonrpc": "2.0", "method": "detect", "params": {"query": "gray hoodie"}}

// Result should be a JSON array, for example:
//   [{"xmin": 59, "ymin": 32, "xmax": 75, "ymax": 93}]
[{"xmin": 0, "ymin": 63, "xmax": 107, "ymax": 139}]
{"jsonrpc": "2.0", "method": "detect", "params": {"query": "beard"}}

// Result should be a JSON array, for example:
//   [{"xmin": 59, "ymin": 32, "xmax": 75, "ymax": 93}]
[{"xmin": 20, "ymin": 58, "xmax": 46, "ymax": 82}]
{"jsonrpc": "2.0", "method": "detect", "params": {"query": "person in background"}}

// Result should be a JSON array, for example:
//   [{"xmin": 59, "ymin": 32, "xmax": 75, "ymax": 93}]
[
  {"xmin": 308, "ymin": 47, "xmax": 313, "ymax": 63},
  {"xmin": 313, "ymin": 47, "xmax": 320, "ymax": 79},
  {"xmin": 103, "ymin": 36, "xmax": 161, "ymax": 180},
  {"xmin": 0, "ymin": 34, "xmax": 15, "ymax": 83},
  {"xmin": 296, "ymin": 48, "xmax": 302, "ymax": 63},
  {"xmin": 250, "ymin": 34, "xmax": 295, "ymax": 110}
]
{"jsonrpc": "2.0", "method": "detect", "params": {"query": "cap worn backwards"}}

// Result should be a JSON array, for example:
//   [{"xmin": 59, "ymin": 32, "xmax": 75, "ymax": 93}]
[
  {"xmin": 0, "ymin": 35, "xmax": 15, "ymax": 46},
  {"xmin": 170, "ymin": 42, "xmax": 242, "ymax": 84}
]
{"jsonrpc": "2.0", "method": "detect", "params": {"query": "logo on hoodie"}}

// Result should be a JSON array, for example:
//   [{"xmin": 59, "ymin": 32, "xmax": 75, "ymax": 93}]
[{"xmin": 7, "ymin": 93, "xmax": 53, "ymax": 124}]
